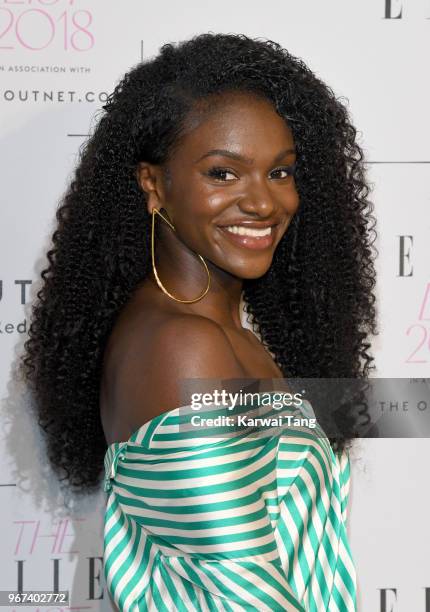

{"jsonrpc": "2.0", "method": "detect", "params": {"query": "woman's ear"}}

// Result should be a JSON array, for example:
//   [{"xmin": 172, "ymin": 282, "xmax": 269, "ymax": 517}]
[{"xmin": 136, "ymin": 162, "xmax": 164, "ymax": 214}]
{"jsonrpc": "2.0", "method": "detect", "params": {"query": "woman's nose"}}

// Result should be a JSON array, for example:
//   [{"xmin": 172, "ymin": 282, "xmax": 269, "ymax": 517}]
[{"xmin": 237, "ymin": 178, "xmax": 277, "ymax": 218}]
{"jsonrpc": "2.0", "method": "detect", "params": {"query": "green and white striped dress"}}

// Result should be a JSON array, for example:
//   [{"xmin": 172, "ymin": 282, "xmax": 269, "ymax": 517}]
[{"xmin": 103, "ymin": 393, "xmax": 357, "ymax": 611}]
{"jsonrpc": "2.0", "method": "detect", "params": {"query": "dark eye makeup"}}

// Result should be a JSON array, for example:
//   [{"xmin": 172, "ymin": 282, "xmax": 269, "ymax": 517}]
[{"xmin": 205, "ymin": 163, "xmax": 297, "ymax": 182}]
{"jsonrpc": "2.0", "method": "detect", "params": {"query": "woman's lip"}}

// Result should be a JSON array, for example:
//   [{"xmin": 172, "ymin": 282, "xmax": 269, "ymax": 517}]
[{"xmin": 217, "ymin": 225, "xmax": 277, "ymax": 250}]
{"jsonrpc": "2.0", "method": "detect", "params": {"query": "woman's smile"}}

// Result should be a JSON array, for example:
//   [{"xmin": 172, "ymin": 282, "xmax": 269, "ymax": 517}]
[{"xmin": 216, "ymin": 221, "xmax": 279, "ymax": 250}]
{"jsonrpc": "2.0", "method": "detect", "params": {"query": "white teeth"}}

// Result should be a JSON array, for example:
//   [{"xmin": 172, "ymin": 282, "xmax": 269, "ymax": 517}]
[{"xmin": 224, "ymin": 225, "xmax": 272, "ymax": 237}]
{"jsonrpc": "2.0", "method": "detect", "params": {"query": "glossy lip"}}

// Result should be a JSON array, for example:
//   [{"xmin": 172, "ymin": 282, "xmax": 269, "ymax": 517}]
[
  {"xmin": 217, "ymin": 223, "xmax": 278, "ymax": 250},
  {"xmin": 217, "ymin": 219, "xmax": 279, "ymax": 229}
]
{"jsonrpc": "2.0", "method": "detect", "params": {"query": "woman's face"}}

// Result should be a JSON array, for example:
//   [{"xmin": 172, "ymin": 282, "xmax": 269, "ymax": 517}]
[{"xmin": 141, "ymin": 91, "xmax": 300, "ymax": 280}]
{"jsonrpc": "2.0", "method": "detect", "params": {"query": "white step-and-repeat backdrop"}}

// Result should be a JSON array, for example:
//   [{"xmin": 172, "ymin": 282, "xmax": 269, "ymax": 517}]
[{"xmin": 1, "ymin": 1, "xmax": 429, "ymax": 610}]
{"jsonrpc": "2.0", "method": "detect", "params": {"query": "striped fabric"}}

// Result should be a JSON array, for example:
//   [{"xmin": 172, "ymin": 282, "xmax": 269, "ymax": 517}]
[{"xmin": 103, "ymin": 394, "xmax": 357, "ymax": 611}]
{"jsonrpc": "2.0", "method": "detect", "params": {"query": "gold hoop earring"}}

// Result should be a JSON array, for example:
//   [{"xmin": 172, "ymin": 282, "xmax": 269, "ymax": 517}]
[{"xmin": 151, "ymin": 208, "xmax": 211, "ymax": 304}]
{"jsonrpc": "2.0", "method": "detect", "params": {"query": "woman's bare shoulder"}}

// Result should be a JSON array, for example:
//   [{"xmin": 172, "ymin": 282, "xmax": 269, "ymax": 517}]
[
  {"xmin": 101, "ymin": 303, "xmax": 245, "ymax": 440},
  {"xmin": 118, "ymin": 308, "xmax": 246, "ymax": 386}
]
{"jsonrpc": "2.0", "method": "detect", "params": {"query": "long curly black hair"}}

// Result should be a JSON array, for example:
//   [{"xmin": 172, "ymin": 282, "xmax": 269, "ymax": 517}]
[{"xmin": 20, "ymin": 32, "xmax": 377, "ymax": 494}]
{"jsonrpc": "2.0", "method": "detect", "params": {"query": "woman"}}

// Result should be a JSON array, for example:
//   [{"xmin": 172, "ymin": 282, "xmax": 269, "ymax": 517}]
[{"xmin": 21, "ymin": 33, "xmax": 377, "ymax": 611}]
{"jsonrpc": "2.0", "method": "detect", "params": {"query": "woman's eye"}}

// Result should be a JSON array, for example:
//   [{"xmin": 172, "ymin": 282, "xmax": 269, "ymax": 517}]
[
  {"xmin": 270, "ymin": 164, "xmax": 297, "ymax": 179},
  {"xmin": 205, "ymin": 164, "xmax": 297, "ymax": 182},
  {"xmin": 205, "ymin": 167, "xmax": 237, "ymax": 181}
]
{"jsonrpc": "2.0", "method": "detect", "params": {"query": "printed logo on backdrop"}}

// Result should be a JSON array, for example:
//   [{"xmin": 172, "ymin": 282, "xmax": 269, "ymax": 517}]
[
  {"xmin": 0, "ymin": 0, "xmax": 109, "ymax": 102},
  {"xmin": 398, "ymin": 235, "xmax": 413, "ymax": 278},
  {"xmin": 379, "ymin": 588, "xmax": 430, "ymax": 611},
  {"xmin": 384, "ymin": 0, "xmax": 430, "ymax": 18},
  {"xmin": 397, "ymin": 236, "xmax": 430, "ymax": 365},
  {"xmin": 0, "ymin": 0, "xmax": 94, "ymax": 53},
  {"xmin": 10, "ymin": 518, "xmax": 106, "ymax": 610},
  {"xmin": 406, "ymin": 281, "xmax": 430, "ymax": 365},
  {"xmin": 0, "ymin": 279, "xmax": 30, "ymax": 335},
  {"xmin": 384, "ymin": 0, "xmax": 403, "ymax": 18}
]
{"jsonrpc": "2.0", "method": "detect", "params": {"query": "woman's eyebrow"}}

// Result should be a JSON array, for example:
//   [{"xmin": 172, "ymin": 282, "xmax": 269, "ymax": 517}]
[{"xmin": 195, "ymin": 147, "xmax": 296, "ymax": 164}]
